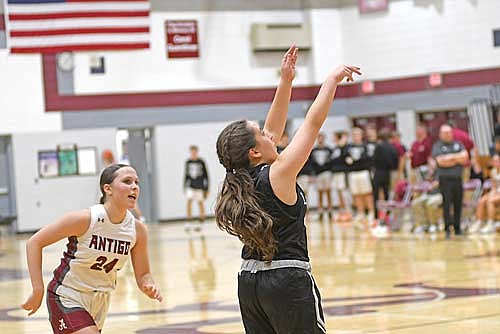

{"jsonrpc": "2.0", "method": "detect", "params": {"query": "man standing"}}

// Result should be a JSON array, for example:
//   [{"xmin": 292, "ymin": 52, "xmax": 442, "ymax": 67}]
[
  {"xmin": 184, "ymin": 145, "xmax": 209, "ymax": 232},
  {"xmin": 432, "ymin": 125, "xmax": 469, "ymax": 239},
  {"xmin": 409, "ymin": 124, "xmax": 433, "ymax": 182},
  {"xmin": 372, "ymin": 128, "xmax": 399, "ymax": 222}
]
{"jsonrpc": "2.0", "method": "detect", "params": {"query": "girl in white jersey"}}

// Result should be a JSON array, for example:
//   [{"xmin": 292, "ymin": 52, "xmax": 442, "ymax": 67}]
[{"xmin": 22, "ymin": 164, "xmax": 162, "ymax": 333}]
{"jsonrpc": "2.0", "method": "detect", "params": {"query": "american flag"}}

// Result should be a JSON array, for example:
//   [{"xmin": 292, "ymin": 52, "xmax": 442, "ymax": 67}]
[{"xmin": 4, "ymin": 0, "xmax": 150, "ymax": 53}]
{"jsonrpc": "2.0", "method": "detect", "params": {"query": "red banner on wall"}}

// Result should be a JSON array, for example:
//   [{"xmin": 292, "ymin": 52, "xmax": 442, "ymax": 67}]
[
  {"xmin": 165, "ymin": 20, "xmax": 199, "ymax": 58},
  {"xmin": 358, "ymin": 0, "xmax": 388, "ymax": 13}
]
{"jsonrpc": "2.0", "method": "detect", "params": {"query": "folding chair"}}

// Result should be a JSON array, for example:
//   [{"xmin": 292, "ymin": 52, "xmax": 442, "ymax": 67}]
[{"xmin": 377, "ymin": 182, "xmax": 413, "ymax": 231}]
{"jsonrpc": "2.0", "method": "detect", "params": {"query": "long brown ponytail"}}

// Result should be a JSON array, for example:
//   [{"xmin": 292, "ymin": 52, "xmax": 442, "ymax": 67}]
[{"xmin": 215, "ymin": 120, "xmax": 277, "ymax": 260}]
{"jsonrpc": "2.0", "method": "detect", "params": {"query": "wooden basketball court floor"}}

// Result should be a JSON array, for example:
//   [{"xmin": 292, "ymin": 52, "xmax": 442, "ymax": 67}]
[{"xmin": 2, "ymin": 219, "xmax": 500, "ymax": 333}]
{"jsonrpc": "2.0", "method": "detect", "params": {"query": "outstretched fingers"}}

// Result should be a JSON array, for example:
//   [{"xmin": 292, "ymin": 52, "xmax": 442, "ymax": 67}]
[
  {"xmin": 342, "ymin": 65, "xmax": 362, "ymax": 82},
  {"xmin": 283, "ymin": 44, "xmax": 298, "ymax": 66}
]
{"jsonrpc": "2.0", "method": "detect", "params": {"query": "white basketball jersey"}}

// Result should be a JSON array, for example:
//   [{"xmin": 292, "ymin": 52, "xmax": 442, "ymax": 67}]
[{"xmin": 49, "ymin": 204, "xmax": 137, "ymax": 293}]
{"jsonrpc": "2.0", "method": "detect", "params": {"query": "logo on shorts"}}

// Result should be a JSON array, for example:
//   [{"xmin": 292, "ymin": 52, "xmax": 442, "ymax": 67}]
[{"xmin": 58, "ymin": 318, "xmax": 68, "ymax": 330}]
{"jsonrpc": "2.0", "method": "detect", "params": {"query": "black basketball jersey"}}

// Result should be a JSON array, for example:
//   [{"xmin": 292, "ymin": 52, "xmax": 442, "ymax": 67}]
[
  {"xmin": 366, "ymin": 140, "xmax": 377, "ymax": 169},
  {"xmin": 184, "ymin": 159, "xmax": 209, "ymax": 190},
  {"xmin": 311, "ymin": 146, "xmax": 333, "ymax": 174},
  {"xmin": 330, "ymin": 144, "xmax": 348, "ymax": 173},
  {"xmin": 346, "ymin": 143, "xmax": 371, "ymax": 172},
  {"xmin": 242, "ymin": 164, "xmax": 309, "ymax": 262}
]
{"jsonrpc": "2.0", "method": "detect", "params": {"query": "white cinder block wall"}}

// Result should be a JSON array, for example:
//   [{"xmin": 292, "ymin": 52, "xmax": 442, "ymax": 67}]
[{"xmin": 12, "ymin": 128, "xmax": 116, "ymax": 231}]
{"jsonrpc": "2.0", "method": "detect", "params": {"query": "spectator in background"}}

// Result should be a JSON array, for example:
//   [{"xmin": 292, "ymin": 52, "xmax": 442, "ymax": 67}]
[
  {"xmin": 346, "ymin": 127, "xmax": 374, "ymax": 225},
  {"xmin": 432, "ymin": 124, "xmax": 469, "ymax": 239},
  {"xmin": 277, "ymin": 132, "xmax": 289, "ymax": 154},
  {"xmin": 409, "ymin": 124, "xmax": 433, "ymax": 183},
  {"xmin": 469, "ymin": 136, "xmax": 500, "ymax": 234},
  {"xmin": 451, "ymin": 125, "xmax": 482, "ymax": 181},
  {"xmin": 102, "ymin": 149, "xmax": 115, "ymax": 168},
  {"xmin": 330, "ymin": 131, "xmax": 351, "ymax": 222},
  {"xmin": 490, "ymin": 136, "xmax": 500, "ymax": 158},
  {"xmin": 297, "ymin": 153, "xmax": 315, "ymax": 202},
  {"xmin": 411, "ymin": 178, "xmax": 442, "ymax": 235},
  {"xmin": 390, "ymin": 131, "xmax": 408, "ymax": 186},
  {"xmin": 372, "ymin": 128, "xmax": 399, "ymax": 223},
  {"xmin": 311, "ymin": 133, "xmax": 334, "ymax": 221},
  {"xmin": 365, "ymin": 125, "xmax": 378, "ymax": 165},
  {"xmin": 184, "ymin": 145, "xmax": 209, "ymax": 232},
  {"xmin": 471, "ymin": 156, "xmax": 500, "ymax": 234},
  {"xmin": 451, "ymin": 126, "xmax": 474, "ymax": 153},
  {"xmin": 365, "ymin": 126, "xmax": 378, "ymax": 200}
]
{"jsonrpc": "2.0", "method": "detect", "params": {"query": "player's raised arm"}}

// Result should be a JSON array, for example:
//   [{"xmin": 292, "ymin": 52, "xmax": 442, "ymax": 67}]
[
  {"xmin": 270, "ymin": 65, "xmax": 361, "ymax": 203},
  {"xmin": 263, "ymin": 45, "xmax": 298, "ymax": 144}
]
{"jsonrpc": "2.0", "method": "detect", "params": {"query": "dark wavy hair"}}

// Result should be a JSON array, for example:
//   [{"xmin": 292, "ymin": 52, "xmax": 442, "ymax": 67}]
[
  {"xmin": 215, "ymin": 120, "xmax": 277, "ymax": 261},
  {"xmin": 99, "ymin": 164, "xmax": 129, "ymax": 204}
]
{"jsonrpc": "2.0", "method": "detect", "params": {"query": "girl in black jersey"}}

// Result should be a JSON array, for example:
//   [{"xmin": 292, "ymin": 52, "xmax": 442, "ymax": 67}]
[
  {"xmin": 311, "ymin": 133, "xmax": 334, "ymax": 221},
  {"xmin": 346, "ymin": 127, "xmax": 374, "ymax": 225},
  {"xmin": 215, "ymin": 45, "xmax": 361, "ymax": 333}
]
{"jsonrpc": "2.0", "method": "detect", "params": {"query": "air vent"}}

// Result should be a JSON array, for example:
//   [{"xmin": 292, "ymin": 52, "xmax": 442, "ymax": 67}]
[{"xmin": 250, "ymin": 23, "xmax": 311, "ymax": 52}]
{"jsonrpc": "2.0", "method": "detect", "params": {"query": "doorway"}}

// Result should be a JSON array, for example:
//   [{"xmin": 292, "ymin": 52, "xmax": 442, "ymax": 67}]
[
  {"xmin": 116, "ymin": 128, "xmax": 156, "ymax": 222},
  {"xmin": 0, "ymin": 136, "xmax": 17, "ymax": 223}
]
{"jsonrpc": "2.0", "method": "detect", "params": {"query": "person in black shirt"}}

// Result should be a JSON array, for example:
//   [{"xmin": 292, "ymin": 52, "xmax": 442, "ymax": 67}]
[
  {"xmin": 390, "ymin": 131, "xmax": 408, "ymax": 186},
  {"xmin": 215, "ymin": 45, "xmax": 361, "ymax": 334},
  {"xmin": 365, "ymin": 125, "xmax": 378, "ymax": 169},
  {"xmin": 184, "ymin": 145, "xmax": 209, "ymax": 232},
  {"xmin": 346, "ymin": 127, "xmax": 375, "ymax": 225},
  {"xmin": 372, "ymin": 128, "xmax": 399, "ymax": 228},
  {"xmin": 311, "ymin": 133, "xmax": 333, "ymax": 221}
]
